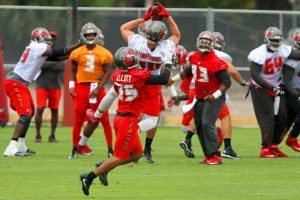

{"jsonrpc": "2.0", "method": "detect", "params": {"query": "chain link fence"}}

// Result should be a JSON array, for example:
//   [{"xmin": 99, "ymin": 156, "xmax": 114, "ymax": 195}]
[{"xmin": 1, "ymin": 5, "xmax": 300, "ymax": 126}]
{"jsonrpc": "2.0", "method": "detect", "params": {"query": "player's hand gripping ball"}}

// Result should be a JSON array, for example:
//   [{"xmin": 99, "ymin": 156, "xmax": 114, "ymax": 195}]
[{"xmin": 151, "ymin": 6, "xmax": 163, "ymax": 21}]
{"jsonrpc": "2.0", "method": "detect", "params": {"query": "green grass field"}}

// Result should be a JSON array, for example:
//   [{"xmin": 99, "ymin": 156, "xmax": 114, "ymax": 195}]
[{"xmin": 0, "ymin": 126, "xmax": 299, "ymax": 200}]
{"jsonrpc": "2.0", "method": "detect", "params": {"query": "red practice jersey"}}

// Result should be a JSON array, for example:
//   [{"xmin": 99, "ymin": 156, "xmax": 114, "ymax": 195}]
[
  {"xmin": 190, "ymin": 51, "xmax": 228, "ymax": 99},
  {"xmin": 111, "ymin": 68, "xmax": 151, "ymax": 116}
]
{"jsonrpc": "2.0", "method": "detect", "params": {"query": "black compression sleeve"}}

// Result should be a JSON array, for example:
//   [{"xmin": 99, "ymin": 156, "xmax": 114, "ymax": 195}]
[
  {"xmin": 216, "ymin": 70, "xmax": 231, "ymax": 88},
  {"xmin": 184, "ymin": 66, "xmax": 192, "ymax": 77},
  {"xmin": 146, "ymin": 64, "xmax": 172, "ymax": 85},
  {"xmin": 250, "ymin": 61, "xmax": 273, "ymax": 89},
  {"xmin": 51, "ymin": 47, "xmax": 68, "ymax": 57}
]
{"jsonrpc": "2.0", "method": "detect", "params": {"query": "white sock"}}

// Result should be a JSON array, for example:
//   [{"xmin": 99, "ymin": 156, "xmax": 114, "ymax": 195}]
[
  {"xmin": 18, "ymin": 138, "xmax": 25, "ymax": 144},
  {"xmin": 79, "ymin": 134, "xmax": 89, "ymax": 146}
]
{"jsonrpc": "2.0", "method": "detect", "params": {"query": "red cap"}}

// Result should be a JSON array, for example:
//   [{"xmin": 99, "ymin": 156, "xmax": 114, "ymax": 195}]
[{"xmin": 49, "ymin": 31, "xmax": 57, "ymax": 37}]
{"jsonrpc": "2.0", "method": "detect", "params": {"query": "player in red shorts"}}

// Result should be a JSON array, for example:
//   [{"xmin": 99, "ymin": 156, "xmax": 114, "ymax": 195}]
[
  {"xmin": 34, "ymin": 31, "xmax": 66, "ymax": 143},
  {"xmin": 79, "ymin": 46, "xmax": 173, "ymax": 196},
  {"xmin": 120, "ymin": 2, "xmax": 180, "ymax": 163},
  {"xmin": 68, "ymin": 22, "xmax": 114, "ymax": 159},
  {"xmin": 3, "ymin": 27, "xmax": 81, "ymax": 157}
]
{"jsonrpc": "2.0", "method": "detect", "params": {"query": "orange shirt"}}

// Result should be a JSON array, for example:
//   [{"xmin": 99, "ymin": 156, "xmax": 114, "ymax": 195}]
[{"xmin": 69, "ymin": 44, "xmax": 113, "ymax": 83}]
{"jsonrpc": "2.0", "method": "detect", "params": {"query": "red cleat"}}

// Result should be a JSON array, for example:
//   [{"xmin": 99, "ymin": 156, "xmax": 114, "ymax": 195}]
[
  {"xmin": 200, "ymin": 157, "xmax": 208, "ymax": 164},
  {"xmin": 259, "ymin": 147, "xmax": 277, "ymax": 158},
  {"xmin": 206, "ymin": 156, "xmax": 223, "ymax": 165},
  {"xmin": 86, "ymin": 109, "xmax": 98, "ymax": 123},
  {"xmin": 217, "ymin": 127, "xmax": 223, "ymax": 149},
  {"xmin": 270, "ymin": 144, "xmax": 288, "ymax": 158},
  {"xmin": 286, "ymin": 136, "xmax": 300, "ymax": 152},
  {"xmin": 77, "ymin": 145, "xmax": 92, "ymax": 155}
]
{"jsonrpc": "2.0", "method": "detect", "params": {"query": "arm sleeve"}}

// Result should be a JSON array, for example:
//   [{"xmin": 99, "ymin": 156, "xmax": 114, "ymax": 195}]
[
  {"xmin": 98, "ymin": 87, "xmax": 118, "ymax": 111},
  {"xmin": 146, "ymin": 64, "xmax": 172, "ymax": 85},
  {"xmin": 283, "ymin": 64, "xmax": 299, "ymax": 96},
  {"xmin": 184, "ymin": 66, "xmax": 193, "ymax": 77},
  {"xmin": 250, "ymin": 61, "xmax": 273, "ymax": 89},
  {"xmin": 216, "ymin": 70, "xmax": 231, "ymax": 89}
]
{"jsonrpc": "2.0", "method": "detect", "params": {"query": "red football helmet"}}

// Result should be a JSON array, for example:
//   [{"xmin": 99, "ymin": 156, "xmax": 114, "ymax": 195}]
[
  {"xmin": 196, "ymin": 31, "xmax": 215, "ymax": 53},
  {"xmin": 31, "ymin": 27, "xmax": 52, "ymax": 43},
  {"xmin": 114, "ymin": 47, "xmax": 139, "ymax": 71},
  {"xmin": 264, "ymin": 27, "xmax": 282, "ymax": 51}
]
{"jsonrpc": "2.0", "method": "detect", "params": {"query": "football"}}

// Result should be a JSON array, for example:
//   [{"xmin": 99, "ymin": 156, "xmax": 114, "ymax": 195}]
[{"xmin": 151, "ymin": 6, "xmax": 162, "ymax": 21}]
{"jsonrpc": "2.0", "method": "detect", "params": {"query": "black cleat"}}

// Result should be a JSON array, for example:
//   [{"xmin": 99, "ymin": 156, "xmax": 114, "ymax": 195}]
[
  {"xmin": 107, "ymin": 147, "xmax": 114, "ymax": 158},
  {"xmin": 68, "ymin": 147, "xmax": 77, "ymax": 159},
  {"xmin": 143, "ymin": 147, "xmax": 154, "ymax": 163},
  {"xmin": 180, "ymin": 140, "xmax": 195, "ymax": 158},
  {"xmin": 95, "ymin": 161, "xmax": 109, "ymax": 186},
  {"xmin": 24, "ymin": 149, "xmax": 36, "ymax": 156},
  {"xmin": 221, "ymin": 146, "xmax": 241, "ymax": 159},
  {"xmin": 80, "ymin": 173, "xmax": 92, "ymax": 196}
]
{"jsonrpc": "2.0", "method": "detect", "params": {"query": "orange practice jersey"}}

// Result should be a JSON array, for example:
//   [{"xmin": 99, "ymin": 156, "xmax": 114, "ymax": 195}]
[{"xmin": 69, "ymin": 44, "xmax": 113, "ymax": 83}]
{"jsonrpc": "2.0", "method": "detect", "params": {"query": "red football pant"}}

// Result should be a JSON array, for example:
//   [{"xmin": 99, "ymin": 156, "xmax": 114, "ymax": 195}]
[
  {"xmin": 72, "ymin": 83, "xmax": 113, "ymax": 147},
  {"xmin": 181, "ymin": 89, "xmax": 195, "ymax": 126},
  {"xmin": 113, "ymin": 115, "xmax": 142, "ymax": 160},
  {"xmin": 5, "ymin": 79, "xmax": 35, "ymax": 116}
]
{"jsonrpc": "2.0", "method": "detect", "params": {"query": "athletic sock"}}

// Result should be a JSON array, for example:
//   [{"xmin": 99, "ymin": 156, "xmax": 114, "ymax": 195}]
[
  {"xmin": 87, "ymin": 171, "xmax": 97, "ymax": 181},
  {"xmin": 79, "ymin": 134, "xmax": 89, "ymax": 146},
  {"xmin": 145, "ymin": 138, "xmax": 153, "ymax": 148},
  {"xmin": 224, "ymin": 138, "xmax": 231, "ymax": 148},
  {"xmin": 185, "ymin": 131, "xmax": 194, "ymax": 141}
]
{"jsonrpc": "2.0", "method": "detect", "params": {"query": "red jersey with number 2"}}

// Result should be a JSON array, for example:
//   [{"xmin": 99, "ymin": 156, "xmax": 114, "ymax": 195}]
[
  {"xmin": 111, "ymin": 68, "xmax": 151, "ymax": 116},
  {"xmin": 190, "ymin": 51, "xmax": 228, "ymax": 99}
]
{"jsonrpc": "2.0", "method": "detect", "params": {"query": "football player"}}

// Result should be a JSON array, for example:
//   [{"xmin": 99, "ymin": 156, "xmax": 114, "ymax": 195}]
[
  {"xmin": 120, "ymin": 2, "xmax": 180, "ymax": 163},
  {"xmin": 281, "ymin": 29, "xmax": 300, "ymax": 152},
  {"xmin": 248, "ymin": 26, "xmax": 300, "ymax": 158},
  {"xmin": 80, "ymin": 46, "xmax": 173, "ymax": 196},
  {"xmin": 68, "ymin": 22, "xmax": 114, "ymax": 159},
  {"xmin": 3, "ymin": 27, "xmax": 81, "ymax": 157},
  {"xmin": 169, "ymin": 31, "xmax": 231, "ymax": 165}
]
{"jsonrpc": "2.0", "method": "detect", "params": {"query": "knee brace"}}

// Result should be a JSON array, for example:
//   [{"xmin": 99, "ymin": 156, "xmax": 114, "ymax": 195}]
[
  {"xmin": 18, "ymin": 115, "xmax": 32, "ymax": 126},
  {"xmin": 138, "ymin": 115, "xmax": 159, "ymax": 132}
]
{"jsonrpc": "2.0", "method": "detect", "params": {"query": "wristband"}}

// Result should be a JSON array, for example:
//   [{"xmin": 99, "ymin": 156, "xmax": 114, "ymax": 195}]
[
  {"xmin": 69, "ymin": 81, "xmax": 75, "ymax": 89},
  {"xmin": 171, "ymin": 74, "xmax": 181, "ymax": 82},
  {"xmin": 212, "ymin": 90, "xmax": 222, "ymax": 99},
  {"xmin": 169, "ymin": 85, "xmax": 178, "ymax": 97}
]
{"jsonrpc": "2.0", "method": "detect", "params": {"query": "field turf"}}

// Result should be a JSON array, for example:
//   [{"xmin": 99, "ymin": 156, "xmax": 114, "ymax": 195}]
[{"xmin": 0, "ymin": 126, "xmax": 299, "ymax": 200}]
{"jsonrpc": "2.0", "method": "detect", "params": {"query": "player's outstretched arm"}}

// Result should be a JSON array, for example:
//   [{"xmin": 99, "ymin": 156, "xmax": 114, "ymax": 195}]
[
  {"xmin": 225, "ymin": 60, "xmax": 247, "ymax": 86},
  {"xmin": 120, "ymin": 19, "xmax": 145, "ymax": 43},
  {"xmin": 94, "ymin": 87, "xmax": 118, "ymax": 119}
]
